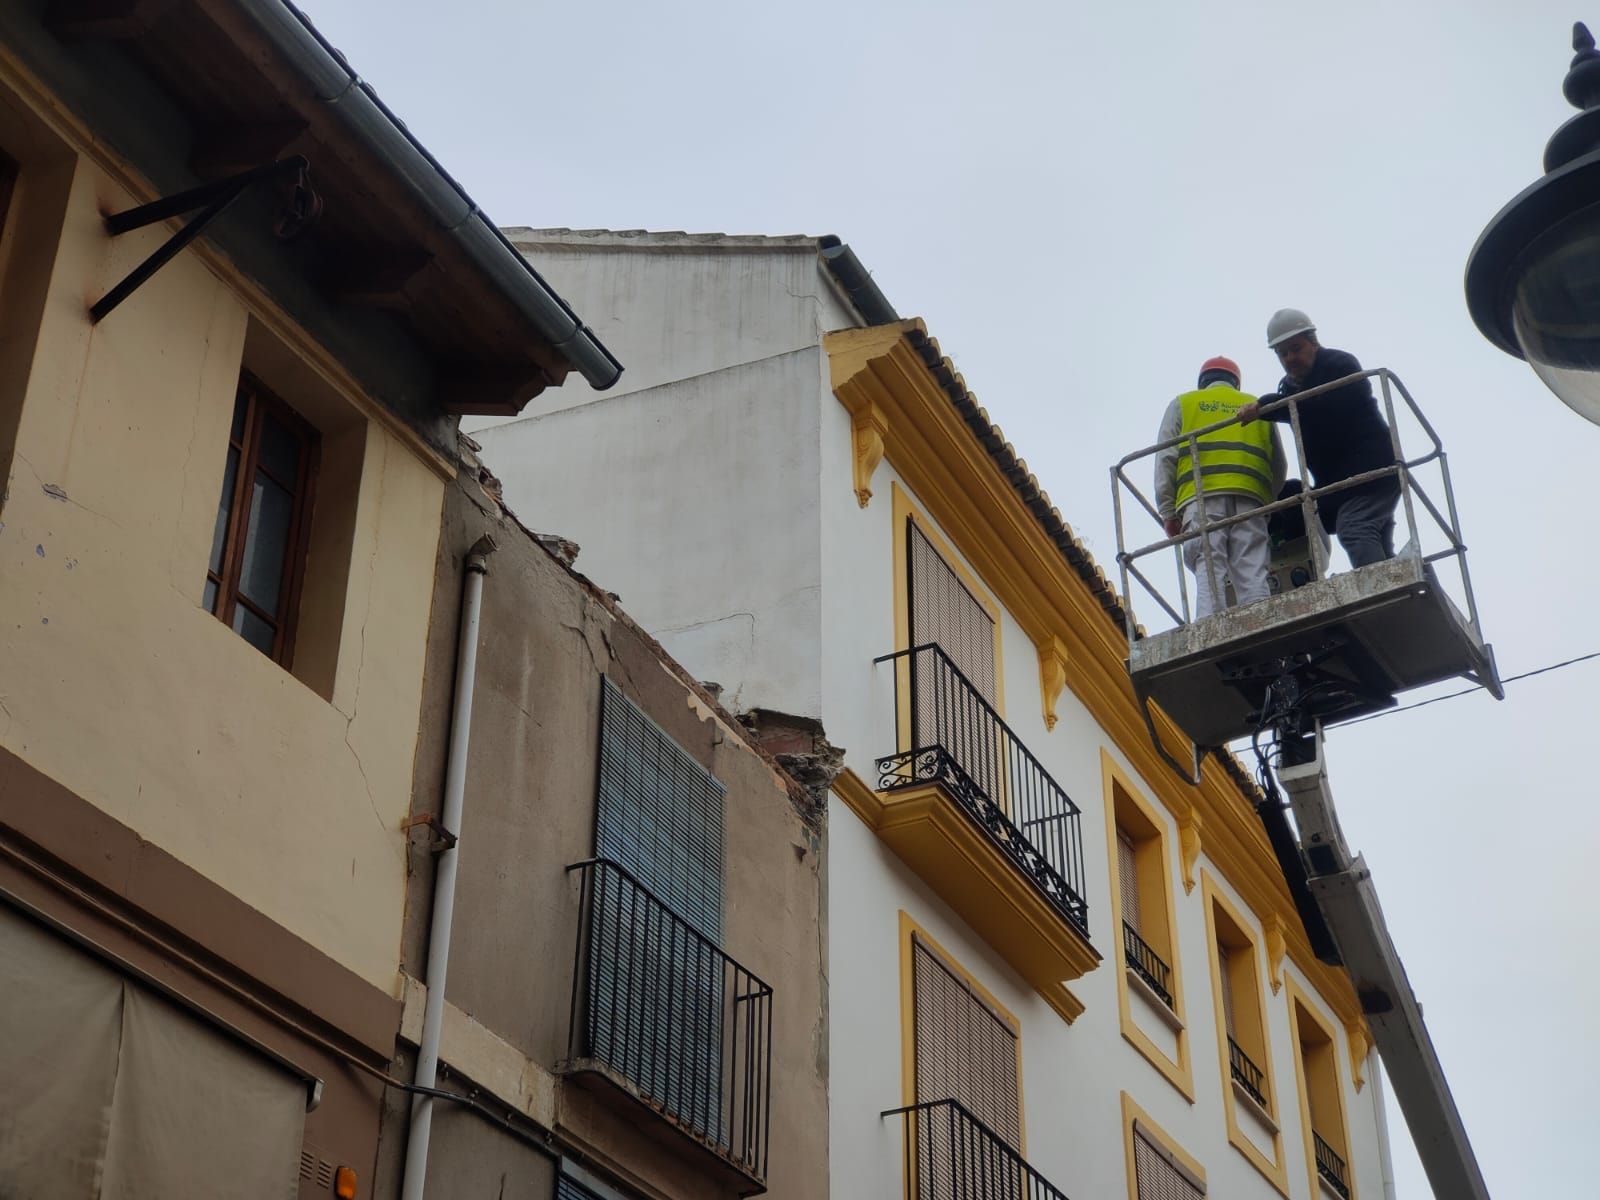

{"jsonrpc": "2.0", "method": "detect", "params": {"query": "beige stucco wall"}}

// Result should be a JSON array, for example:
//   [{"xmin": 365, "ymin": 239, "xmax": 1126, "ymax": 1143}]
[{"xmin": 0, "ymin": 140, "xmax": 442, "ymax": 991}]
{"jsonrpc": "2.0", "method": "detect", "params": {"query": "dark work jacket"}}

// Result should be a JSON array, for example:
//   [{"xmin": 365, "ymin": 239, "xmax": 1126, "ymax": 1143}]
[{"xmin": 1261, "ymin": 347, "xmax": 1397, "ymax": 521}]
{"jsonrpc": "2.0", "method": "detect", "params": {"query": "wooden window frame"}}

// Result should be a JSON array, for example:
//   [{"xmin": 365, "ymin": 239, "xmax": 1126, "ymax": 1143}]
[{"xmin": 207, "ymin": 374, "xmax": 319, "ymax": 667}]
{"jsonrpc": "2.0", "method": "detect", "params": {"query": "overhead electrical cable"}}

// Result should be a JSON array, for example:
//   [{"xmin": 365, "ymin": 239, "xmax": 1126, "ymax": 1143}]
[{"xmin": 1332, "ymin": 649, "xmax": 1600, "ymax": 727}]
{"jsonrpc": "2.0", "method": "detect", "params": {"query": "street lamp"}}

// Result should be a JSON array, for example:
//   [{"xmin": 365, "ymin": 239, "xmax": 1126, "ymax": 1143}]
[{"xmin": 1466, "ymin": 22, "xmax": 1600, "ymax": 424}]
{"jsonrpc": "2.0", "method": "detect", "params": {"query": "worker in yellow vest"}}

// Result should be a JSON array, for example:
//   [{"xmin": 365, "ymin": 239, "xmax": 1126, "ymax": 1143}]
[{"xmin": 1154, "ymin": 356, "xmax": 1287, "ymax": 619}]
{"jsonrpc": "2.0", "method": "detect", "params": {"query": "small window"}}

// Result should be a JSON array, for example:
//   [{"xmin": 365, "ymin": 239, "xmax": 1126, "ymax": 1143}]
[
  {"xmin": 1104, "ymin": 755, "xmax": 1193, "ymax": 1098},
  {"xmin": 204, "ymin": 376, "xmax": 318, "ymax": 664},
  {"xmin": 1134, "ymin": 1124, "xmax": 1205, "ymax": 1199},
  {"xmin": 1215, "ymin": 934, "xmax": 1268, "ymax": 1110},
  {"xmin": 1122, "ymin": 1096, "xmax": 1207, "ymax": 1200},
  {"xmin": 1202, "ymin": 873, "xmax": 1289, "ymax": 1190},
  {"xmin": 1289, "ymin": 987, "xmax": 1354, "ymax": 1200},
  {"xmin": 1117, "ymin": 822, "xmax": 1175, "ymax": 1012}
]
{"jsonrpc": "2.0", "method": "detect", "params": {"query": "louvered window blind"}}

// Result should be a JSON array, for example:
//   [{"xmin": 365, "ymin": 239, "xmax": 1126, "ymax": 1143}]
[
  {"xmin": 912, "ymin": 935, "xmax": 1021, "ymax": 1147},
  {"xmin": 908, "ymin": 519, "xmax": 997, "ymax": 705},
  {"xmin": 1217, "ymin": 945, "xmax": 1237, "ymax": 1036},
  {"xmin": 588, "ymin": 677, "xmax": 727, "ymax": 1135},
  {"xmin": 1133, "ymin": 1124, "xmax": 1205, "ymax": 1199},
  {"xmin": 556, "ymin": 1175, "xmax": 611, "ymax": 1200},
  {"xmin": 595, "ymin": 676, "xmax": 724, "ymax": 942},
  {"xmin": 907, "ymin": 518, "xmax": 1001, "ymax": 799},
  {"xmin": 1118, "ymin": 831, "xmax": 1142, "ymax": 932}
]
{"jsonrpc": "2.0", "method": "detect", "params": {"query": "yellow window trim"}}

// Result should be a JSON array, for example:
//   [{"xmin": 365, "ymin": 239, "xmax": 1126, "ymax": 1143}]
[
  {"xmin": 1200, "ymin": 870, "xmax": 1289, "ymax": 1196},
  {"xmin": 891, "ymin": 480, "xmax": 1007, "ymax": 727},
  {"xmin": 1121, "ymin": 1092, "xmax": 1207, "ymax": 1199},
  {"xmin": 1285, "ymin": 976, "xmax": 1359, "ymax": 1200},
  {"xmin": 827, "ymin": 322, "xmax": 1367, "ymax": 1036},
  {"xmin": 897, "ymin": 910, "xmax": 1027, "ymax": 1154},
  {"xmin": 1102, "ymin": 750, "xmax": 1194, "ymax": 1102}
]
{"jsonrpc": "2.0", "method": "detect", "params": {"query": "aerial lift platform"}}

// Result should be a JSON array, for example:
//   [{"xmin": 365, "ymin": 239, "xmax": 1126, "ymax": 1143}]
[{"xmin": 1111, "ymin": 368, "xmax": 1500, "ymax": 1200}]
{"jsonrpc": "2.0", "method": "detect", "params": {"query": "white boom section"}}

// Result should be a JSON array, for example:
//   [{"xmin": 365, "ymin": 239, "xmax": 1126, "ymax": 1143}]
[{"xmin": 1277, "ymin": 730, "xmax": 1491, "ymax": 1200}]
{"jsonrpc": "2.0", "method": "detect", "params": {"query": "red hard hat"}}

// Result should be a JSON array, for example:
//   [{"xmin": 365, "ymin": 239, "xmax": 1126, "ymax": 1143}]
[{"xmin": 1199, "ymin": 355, "xmax": 1241, "ymax": 383}]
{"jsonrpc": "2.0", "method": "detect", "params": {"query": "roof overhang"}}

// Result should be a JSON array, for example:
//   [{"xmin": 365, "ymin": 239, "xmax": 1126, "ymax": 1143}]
[{"xmin": 0, "ymin": 0, "xmax": 619, "ymax": 447}]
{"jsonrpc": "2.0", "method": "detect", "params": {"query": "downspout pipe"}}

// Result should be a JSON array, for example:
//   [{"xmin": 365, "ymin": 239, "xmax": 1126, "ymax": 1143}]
[
  {"xmin": 1371, "ymin": 1052, "xmax": 1400, "ymax": 1200},
  {"xmin": 236, "ymin": 1, "xmax": 623, "ymax": 391},
  {"xmin": 402, "ymin": 533, "xmax": 498, "ymax": 1200}
]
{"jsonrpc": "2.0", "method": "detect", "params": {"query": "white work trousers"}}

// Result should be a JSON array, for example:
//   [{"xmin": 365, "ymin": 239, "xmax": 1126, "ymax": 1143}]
[{"xmin": 1182, "ymin": 494, "xmax": 1270, "ymax": 619}]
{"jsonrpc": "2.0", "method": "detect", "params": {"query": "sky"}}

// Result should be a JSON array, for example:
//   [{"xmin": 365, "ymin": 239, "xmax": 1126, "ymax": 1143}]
[{"xmin": 305, "ymin": 2, "xmax": 1598, "ymax": 1193}]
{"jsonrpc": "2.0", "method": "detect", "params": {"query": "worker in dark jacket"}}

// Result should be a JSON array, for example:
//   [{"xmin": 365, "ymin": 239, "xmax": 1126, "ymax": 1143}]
[{"xmin": 1239, "ymin": 309, "xmax": 1399, "ymax": 568}]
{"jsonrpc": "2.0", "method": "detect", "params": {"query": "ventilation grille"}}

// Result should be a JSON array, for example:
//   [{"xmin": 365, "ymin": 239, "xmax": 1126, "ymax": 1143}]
[{"xmin": 298, "ymin": 1144, "xmax": 335, "ymax": 1191}]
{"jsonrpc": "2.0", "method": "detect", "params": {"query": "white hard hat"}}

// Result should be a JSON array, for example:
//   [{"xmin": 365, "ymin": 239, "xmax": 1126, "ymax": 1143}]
[{"xmin": 1266, "ymin": 308, "xmax": 1316, "ymax": 348}]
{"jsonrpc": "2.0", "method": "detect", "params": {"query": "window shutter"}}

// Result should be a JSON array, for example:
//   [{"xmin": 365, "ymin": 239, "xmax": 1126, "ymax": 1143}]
[
  {"xmin": 908, "ymin": 519, "xmax": 997, "ymax": 705},
  {"xmin": 587, "ymin": 677, "xmax": 728, "ymax": 1139},
  {"xmin": 1118, "ymin": 831, "xmax": 1142, "ymax": 932},
  {"xmin": 1217, "ymin": 945, "xmax": 1237, "ymax": 1036},
  {"xmin": 1133, "ymin": 1125, "xmax": 1205, "ymax": 1199},
  {"xmin": 595, "ymin": 676, "xmax": 724, "ymax": 942},
  {"xmin": 907, "ymin": 518, "xmax": 1002, "ymax": 799},
  {"xmin": 911, "ymin": 935, "xmax": 1021, "ymax": 1149},
  {"xmin": 556, "ymin": 1176, "xmax": 605, "ymax": 1200}
]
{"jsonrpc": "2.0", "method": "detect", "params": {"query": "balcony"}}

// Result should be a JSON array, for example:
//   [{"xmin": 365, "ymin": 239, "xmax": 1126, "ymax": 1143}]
[
  {"xmin": 1121, "ymin": 921, "xmax": 1174, "ymax": 1010},
  {"xmin": 564, "ymin": 858, "xmax": 772, "ymax": 1194},
  {"xmin": 884, "ymin": 1099, "xmax": 1074, "ymax": 1200},
  {"xmin": 1228, "ymin": 1035, "xmax": 1269, "ymax": 1110},
  {"xmin": 1314, "ymin": 1131, "xmax": 1351, "ymax": 1199},
  {"xmin": 866, "ymin": 646, "xmax": 1099, "ymax": 1018}
]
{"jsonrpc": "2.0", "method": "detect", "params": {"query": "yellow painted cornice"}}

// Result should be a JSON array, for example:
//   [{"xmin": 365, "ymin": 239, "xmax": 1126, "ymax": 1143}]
[{"xmin": 824, "ymin": 324, "xmax": 1365, "ymax": 1034}]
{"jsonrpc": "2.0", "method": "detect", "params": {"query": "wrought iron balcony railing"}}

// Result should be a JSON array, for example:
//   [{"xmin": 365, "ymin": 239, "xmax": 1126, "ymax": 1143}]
[
  {"xmin": 1121, "ymin": 921, "xmax": 1174, "ymax": 1010},
  {"xmin": 1314, "ymin": 1131, "xmax": 1351, "ymax": 1199},
  {"xmin": 874, "ymin": 643, "xmax": 1090, "ymax": 936},
  {"xmin": 566, "ymin": 858, "xmax": 772, "ymax": 1183},
  {"xmin": 1227, "ymin": 1035, "xmax": 1268, "ymax": 1109},
  {"xmin": 883, "ymin": 1099, "xmax": 1074, "ymax": 1200}
]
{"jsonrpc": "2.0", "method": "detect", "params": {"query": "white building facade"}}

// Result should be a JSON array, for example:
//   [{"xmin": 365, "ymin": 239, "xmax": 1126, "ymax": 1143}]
[{"xmin": 466, "ymin": 229, "xmax": 1394, "ymax": 1200}]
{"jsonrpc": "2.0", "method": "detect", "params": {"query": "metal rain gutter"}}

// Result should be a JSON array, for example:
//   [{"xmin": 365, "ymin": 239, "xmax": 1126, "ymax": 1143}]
[
  {"xmin": 238, "ymin": 1, "xmax": 623, "ymax": 391},
  {"xmin": 818, "ymin": 235, "xmax": 899, "ymax": 325}
]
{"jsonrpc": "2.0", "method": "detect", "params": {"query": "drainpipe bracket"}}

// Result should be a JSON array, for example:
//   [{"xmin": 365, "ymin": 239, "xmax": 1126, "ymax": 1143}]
[{"xmin": 401, "ymin": 812, "xmax": 458, "ymax": 853}]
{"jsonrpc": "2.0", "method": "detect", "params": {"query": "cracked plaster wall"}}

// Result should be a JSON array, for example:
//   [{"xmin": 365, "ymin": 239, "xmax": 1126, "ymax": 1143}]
[
  {"xmin": 388, "ymin": 468, "xmax": 828, "ymax": 1199},
  {"xmin": 0, "ymin": 150, "xmax": 442, "ymax": 993}
]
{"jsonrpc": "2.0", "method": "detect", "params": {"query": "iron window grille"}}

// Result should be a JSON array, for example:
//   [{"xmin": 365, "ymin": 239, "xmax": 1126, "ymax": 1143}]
[
  {"xmin": 876, "ymin": 643, "xmax": 1090, "ymax": 936},
  {"xmin": 1313, "ymin": 1131, "xmax": 1351, "ymax": 1199},
  {"xmin": 883, "ymin": 1099, "xmax": 1074, "ymax": 1200},
  {"xmin": 567, "ymin": 858, "xmax": 772, "ymax": 1182},
  {"xmin": 1227, "ymin": 1035, "xmax": 1269, "ymax": 1109},
  {"xmin": 1122, "ymin": 921, "xmax": 1174, "ymax": 1010}
]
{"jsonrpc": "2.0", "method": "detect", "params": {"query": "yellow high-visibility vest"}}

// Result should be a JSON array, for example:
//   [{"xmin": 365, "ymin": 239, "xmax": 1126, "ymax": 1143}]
[{"xmin": 1173, "ymin": 386, "xmax": 1275, "ymax": 509}]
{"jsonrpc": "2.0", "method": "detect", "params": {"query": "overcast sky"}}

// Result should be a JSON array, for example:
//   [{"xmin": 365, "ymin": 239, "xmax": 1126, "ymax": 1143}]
[{"xmin": 308, "ymin": 2, "xmax": 1597, "ymax": 1193}]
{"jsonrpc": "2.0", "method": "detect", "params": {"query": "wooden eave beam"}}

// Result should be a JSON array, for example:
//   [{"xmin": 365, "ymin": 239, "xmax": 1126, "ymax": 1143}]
[
  {"xmin": 326, "ymin": 246, "xmax": 436, "ymax": 311},
  {"xmin": 47, "ymin": 0, "xmax": 180, "ymax": 41},
  {"xmin": 189, "ymin": 121, "xmax": 309, "ymax": 180},
  {"xmin": 441, "ymin": 365, "xmax": 557, "ymax": 417}
]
